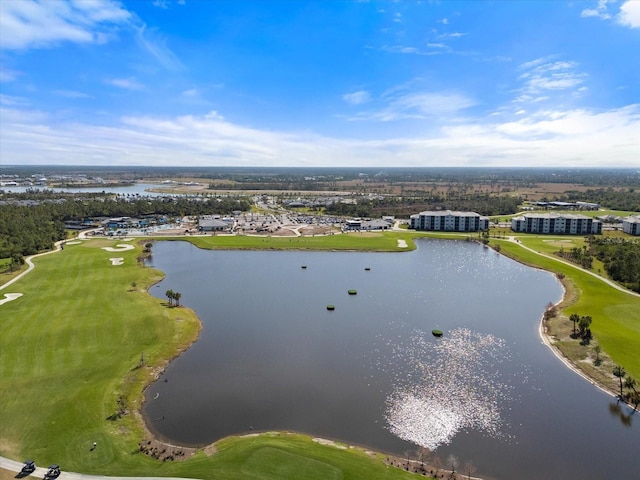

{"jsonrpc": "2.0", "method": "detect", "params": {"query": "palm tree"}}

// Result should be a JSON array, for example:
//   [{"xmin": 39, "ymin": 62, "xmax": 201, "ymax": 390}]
[
  {"xmin": 165, "ymin": 289, "xmax": 175, "ymax": 306},
  {"xmin": 624, "ymin": 376, "xmax": 637, "ymax": 397},
  {"xmin": 174, "ymin": 292, "xmax": 182, "ymax": 307},
  {"xmin": 613, "ymin": 365, "xmax": 626, "ymax": 399},
  {"xmin": 569, "ymin": 313, "xmax": 580, "ymax": 336}
]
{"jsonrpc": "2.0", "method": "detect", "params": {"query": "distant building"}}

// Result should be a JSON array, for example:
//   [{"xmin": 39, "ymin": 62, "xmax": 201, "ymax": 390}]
[
  {"xmin": 410, "ymin": 210, "xmax": 489, "ymax": 232},
  {"xmin": 511, "ymin": 213, "xmax": 602, "ymax": 235},
  {"xmin": 199, "ymin": 215, "xmax": 233, "ymax": 232},
  {"xmin": 622, "ymin": 216, "xmax": 640, "ymax": 236}
]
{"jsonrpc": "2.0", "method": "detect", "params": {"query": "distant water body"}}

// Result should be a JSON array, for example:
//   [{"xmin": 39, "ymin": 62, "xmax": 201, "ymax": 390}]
[
  {"xmin": 143, "ymin": 239, "xmax": 640, "ymax": 480},
  {"xmin": 1, "ymin": 183, "xmax": 174, "ymax": 196}
]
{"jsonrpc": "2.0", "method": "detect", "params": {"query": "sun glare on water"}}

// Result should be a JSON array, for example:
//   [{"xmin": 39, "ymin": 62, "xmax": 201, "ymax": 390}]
[{"xmin": 384, "ymin": 328, "xmax": 512, "ymax": 450}]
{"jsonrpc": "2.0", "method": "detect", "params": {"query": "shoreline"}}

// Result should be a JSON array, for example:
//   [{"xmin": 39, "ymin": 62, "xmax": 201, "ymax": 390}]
[
  {"xmin": 2, "ymin": 232, "xmax": 635, "ymax": 476},
  {"xmin": 132, "ymin": 234, "xmax": 632, "ymax": 465}
]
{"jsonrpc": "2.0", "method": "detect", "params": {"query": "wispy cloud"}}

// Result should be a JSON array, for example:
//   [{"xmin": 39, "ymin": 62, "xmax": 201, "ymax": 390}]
[
  {"xmin": 581, "ymin": 0, "xmax": 612, "ymax": 19},
  {"xmin": 52, "ymin": 90, "xmax": 92, "ymax": 99},
  {"xmin": 515, "ymin": 58, "xmax": 588, "ymax": 103},
  {"xmin": 0, "ymin": 66, "xmax": 20, "ymax": 82},
  {"xmin": 135, "ymin": 23, "xmax": 184, "ymax": 72},
  {"xmin": 343, "ymin": 85, "xmax": 476, "ymax": 122},
  {"xmin": 343, "ymin": 90, "xmax": 371, "ymax": 105},
  {"xmin": 1, "ymin": 102, "xmax": 638, "ymax": 167},
  {"xmin": 106, "ymin": 78, "xmax": 144, "ymax": 91},
  {"xmin": 581, "ymin": 0, "xmax": 640, "ymax": 28},
  {"xmin": 0, "ymin": 0, "xmax": 131, "ymax": 50}
]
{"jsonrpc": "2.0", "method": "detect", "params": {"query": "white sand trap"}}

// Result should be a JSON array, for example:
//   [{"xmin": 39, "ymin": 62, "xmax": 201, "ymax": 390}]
[
  {"xmin": 65, "ymin": 241, "xmax": 81, "ymax": 245},
  {"xmin": 397, "ymin": 239, "xmax": 408, "ymax": 248},
  {"xmin": 102, "ymin": 244, "xmax": 135, "ymax": 252},
  {"xmin": 0, "ymin": 293, "xmax": 23, "ymax": 306},
  {"xmin": 109, "ymin": 258, "xmax": 124, "ymax": 266}
]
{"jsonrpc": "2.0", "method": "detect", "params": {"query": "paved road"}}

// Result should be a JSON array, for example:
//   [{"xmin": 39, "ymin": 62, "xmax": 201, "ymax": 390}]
[{"xmin": 0, "ymin": 457, "xmax": 200, "ymax": 480}]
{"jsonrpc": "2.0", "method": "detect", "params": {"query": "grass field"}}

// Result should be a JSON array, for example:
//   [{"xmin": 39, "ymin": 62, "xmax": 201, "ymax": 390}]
[
  {"xmin": 168, "ymin": 230, "xmax": 419, "ymax": 251},
  {"xmin": 0, "ymin": 239, "xmax": 423, "ymax": 479},
  {"xmin": 494, "ymin": 236, "xmax": 640, "ymax": 383}
]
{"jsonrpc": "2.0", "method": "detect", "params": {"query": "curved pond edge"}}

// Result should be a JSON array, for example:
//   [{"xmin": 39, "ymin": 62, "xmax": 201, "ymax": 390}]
[{"xmin": 133, "ymin": 234, "xmax": 636, "ymax": 463}]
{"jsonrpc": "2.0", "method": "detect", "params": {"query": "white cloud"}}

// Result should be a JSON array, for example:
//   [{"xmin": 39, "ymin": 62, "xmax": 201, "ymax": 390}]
[
  {"xmin": 106, "ymin": 78, "xmax": 144, "ymax": 90},
  {"xmin": 0, "ymin": 103, "xmax": 638, "ymax": 167},
  {"xmin": 516, "ymin": 58, "xmax": 588, "ymax": 102},
  {"xmin": 135, "ymin": 23, "xmax": 184, "ymax": 71},
  {"xmin": 0, "ymin": 67, "xmax": 20, "ymax": 82},
  {"xmin": 618, "ymin": 0, "xmax": 640, "ymax": 28},
  {"xmin": 343, "ymin": 90, "xmax": 371, "ymax": 105},
  {"xmin": 0, "ymin": 0, "xmax": 131, "ymax": 50},
  {"xmin": 581, "ymin": 0, "xmax": 640, "ymax": 28},
  {"xmin": 345, "ymin": 82, "xmax": 477, "ymax": 123},
  {"xmin": 52, "ymin": 90, "xmax": 92, "ymax": 99},
  {"xmin": 581, "ymin": 0, "xmax": 611, "ymax": 19}
]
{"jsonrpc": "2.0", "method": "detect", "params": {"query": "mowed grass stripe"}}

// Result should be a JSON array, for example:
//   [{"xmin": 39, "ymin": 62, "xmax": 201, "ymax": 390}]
[{"xmin": 1, "ymin": 239, "xmax": 424, "ymax": 480}]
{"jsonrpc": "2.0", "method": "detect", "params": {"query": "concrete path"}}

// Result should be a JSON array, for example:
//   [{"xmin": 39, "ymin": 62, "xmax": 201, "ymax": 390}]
[
  {"xmin": 506, "ymin": 236, "xmax": 640, "ymax": 298},
  {"xmin": 0, "ymin": 457, "xmax": 200, "ymax": 480}
]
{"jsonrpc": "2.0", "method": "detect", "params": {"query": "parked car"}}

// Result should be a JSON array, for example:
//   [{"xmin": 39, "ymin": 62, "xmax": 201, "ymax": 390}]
[
  {"xmin": 20, "ymin": 460, "xmax": 36, "ymax": 474},
  {"xmin": 44, "ymin": 465, "xmax": 60, "ymax": 480}
]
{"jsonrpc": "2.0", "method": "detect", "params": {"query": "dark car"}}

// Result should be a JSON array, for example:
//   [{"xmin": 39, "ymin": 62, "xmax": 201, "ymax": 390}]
[
  {"xmin": 43, "ymin": 465, "xmax": 60, "ymax": 480},
  {"xmin": 20, "ymin": 461, "xmax": 36, "ymax": 475}
]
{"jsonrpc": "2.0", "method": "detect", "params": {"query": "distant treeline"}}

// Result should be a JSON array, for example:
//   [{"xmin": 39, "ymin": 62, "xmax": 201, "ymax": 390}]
[
  {"xmin": 0, "ymin": 192, "xmax": 251, "ymax": 258},
  {"xmin": 562, "ymin": 188, "xmax": 640, "ymax": 212},
  {"xmin": 324, "ymin": 194, "xmax": 522, "ymax": 218}
]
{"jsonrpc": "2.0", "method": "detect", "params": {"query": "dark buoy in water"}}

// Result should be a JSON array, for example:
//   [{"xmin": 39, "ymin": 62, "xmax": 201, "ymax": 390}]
[
  {"xmin": 348, "ymin": 289, "xmax": 357, "ymax": 295},
  {"xmin": 432, "ymin": 329, "xmax": 443, "ymax": 338},
  {"xmin": 326, "ymin": 304, "xmax": 335, "ymax": 311},
  {"xmin": 365, "ymin": 267, "xmax": 371, "ymax": 271},
  {"xmin": 301, "ymin": 265, "xmax": 307, "ymax": 269}
]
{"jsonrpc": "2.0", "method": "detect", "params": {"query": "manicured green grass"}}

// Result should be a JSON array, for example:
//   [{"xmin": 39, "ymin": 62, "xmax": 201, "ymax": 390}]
[
  {"xmin": 171, "ymin": 231, "xmax": 418, "ymax": 252},
  {"xmin": 494, "ymin": 237, "xmax": 640, "ymax": 381},
  {"xmin": 0, "ymin": 240, "xmax": 423, "ymax": 479}
]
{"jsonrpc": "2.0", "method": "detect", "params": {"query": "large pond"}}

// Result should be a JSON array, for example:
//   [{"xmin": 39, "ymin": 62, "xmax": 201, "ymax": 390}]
[{"xmin": 143, "ymin": 240, "xmax": 640, "ymax": 479}]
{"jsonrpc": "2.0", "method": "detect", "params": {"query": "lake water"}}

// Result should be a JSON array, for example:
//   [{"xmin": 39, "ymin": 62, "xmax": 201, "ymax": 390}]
[
  {"xmin": 143, "ymin": 239, "xmax": 640, "ymax": 479},
  {"xmin": 1, "ymin": 183, "xmax": 172, "ymax": 196}
]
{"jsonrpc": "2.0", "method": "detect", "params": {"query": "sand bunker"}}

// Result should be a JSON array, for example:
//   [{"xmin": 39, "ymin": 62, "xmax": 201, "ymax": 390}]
[
  {"xmin": 397, "ymin": 239, "xmax": 408, "ymax": 248},
  {"xmin": 102, "ymin": 244, "xmax": 135, "ymax": 252},
  {"xmin": 0, "ymin": 293, "xmax": 23, "ymax": 306},
  {"xmin": 109, "ymin": 258, "xmax": 124, "ymax": 266}
]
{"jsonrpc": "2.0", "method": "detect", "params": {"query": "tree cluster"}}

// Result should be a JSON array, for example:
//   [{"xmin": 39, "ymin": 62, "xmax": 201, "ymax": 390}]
[
  {"xmin": 588, "ymin": 237, "xmax": 640, "ymax": 293},
  {"xmin": 165, "ymin": 289, "xmax": 182, "ymax": 307},
  {"xmin": 555, "ymin": 245, "xmax": 593, "ymax": 269},
  {"xmin": 563, "ymin": 187, "xmax": 640, "ymax": 212},
  {"xmin": 0, "ymin": 192, "xmax": 251, "ymax": 258}
]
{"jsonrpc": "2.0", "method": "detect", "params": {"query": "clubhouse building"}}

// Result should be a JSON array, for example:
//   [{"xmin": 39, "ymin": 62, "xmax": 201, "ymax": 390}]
[
  {"xmin": 511, "ymin": 213, "xmax": 602, "ymax": 235},
  {"xmin": 410, "ymin": 210, "xmax": 489, "ymax": 232}
]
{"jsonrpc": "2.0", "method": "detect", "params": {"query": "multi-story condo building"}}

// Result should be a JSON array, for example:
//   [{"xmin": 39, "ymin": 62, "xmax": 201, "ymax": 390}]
[
  {"xmin": 511, "ymin": 213, "xmax": 602, "ymax": 235},
  {"xmin": 622, "ymin": 216, "xmax": 640, "ymax": 236},
  {"xmin": 410, "ymin": 210, "xmax": 489, "ymax": 232}
]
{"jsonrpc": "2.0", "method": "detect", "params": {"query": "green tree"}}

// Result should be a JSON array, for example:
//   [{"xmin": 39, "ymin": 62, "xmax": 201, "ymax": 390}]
[
  {"xmin": 613, "ymin": 366, "xmax": 626, "ymax": 399},
  {"xmin": 165, "ymin": 289, "xmax": 175, "ymax": 306},
  {"xmin": 569, "ymin": 313, "xmax": 580, "ymax": 336},
  {"xmin": 578, "ymin": 315, "xmax": 592, "ymax": 339},
  {"xmin": 174, "ymin": 291, "xmax": 182, "ymax": 307}
]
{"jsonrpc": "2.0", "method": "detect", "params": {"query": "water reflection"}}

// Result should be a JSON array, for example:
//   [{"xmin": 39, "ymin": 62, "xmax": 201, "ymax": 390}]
[
  {"xmin": 385, "ymin": 328, "xmax": 512, "ymax": 450},
  {"xmin": 608, "ymin": 401, "xmax": 634, "ymax": 427}
]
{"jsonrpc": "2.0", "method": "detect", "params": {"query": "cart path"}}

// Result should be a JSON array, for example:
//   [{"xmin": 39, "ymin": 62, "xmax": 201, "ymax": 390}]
[{"xmin": 0, "ymin": 457, "xmax": 200, "ymax": 480}]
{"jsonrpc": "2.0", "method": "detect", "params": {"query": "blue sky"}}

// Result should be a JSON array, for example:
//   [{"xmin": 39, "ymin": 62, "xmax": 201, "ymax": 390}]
[{"xmin": 0, "ymin": 0, "xmax": 638, "ymax": 168}]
